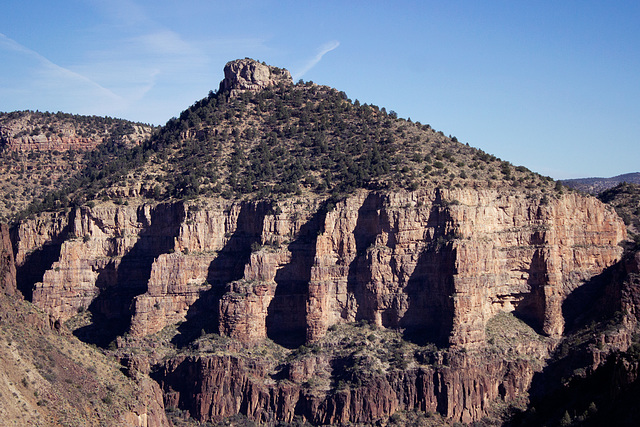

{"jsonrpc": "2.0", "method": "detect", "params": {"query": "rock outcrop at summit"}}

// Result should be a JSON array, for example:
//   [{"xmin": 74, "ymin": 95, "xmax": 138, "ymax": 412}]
[{"xmin": 219, "ymin": 58, "xmax": 293, "ymax": 96}]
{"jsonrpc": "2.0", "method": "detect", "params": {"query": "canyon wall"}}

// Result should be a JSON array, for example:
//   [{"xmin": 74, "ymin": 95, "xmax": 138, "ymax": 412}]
[
  {"xmin": 0, "ymin": 224, "xmax": 17, "ymax": 297},
  {"xmin": 14, "ymin": 187, "xmax": 625, "ymax": 347},
  {"xmin": 11, "ymin": 187, "xmax": 626, "ymax": 423},
  {"xmin": 156, "ymin": 350, "xmax": 538, "ymax": 425}
]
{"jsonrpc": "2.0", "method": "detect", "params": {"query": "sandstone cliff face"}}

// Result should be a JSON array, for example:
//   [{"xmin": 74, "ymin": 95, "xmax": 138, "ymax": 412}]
[
  {"xmin": 305, "ymin": 189, "xmax": 624, "ymax": 348},
  {"xmin": 130, "ymin": 201, "xmax": 272, "ymax": 338},
  {"xmin": 11, "ymin": 187, "xmax": 626, "ymax": 423},
  {"xmin": 0, "ymin": 224, "xmax": 17, "ymax": 297},
  {"xmin": 15, "ymin": 202, "xmax": 183, "ymax": 345}
]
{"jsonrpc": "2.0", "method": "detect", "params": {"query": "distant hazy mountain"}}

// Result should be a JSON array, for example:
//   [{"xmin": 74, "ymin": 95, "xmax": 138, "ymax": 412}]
[{"xmin": 561, "ymin": 172, "xmax": 640, "ymax": 194}]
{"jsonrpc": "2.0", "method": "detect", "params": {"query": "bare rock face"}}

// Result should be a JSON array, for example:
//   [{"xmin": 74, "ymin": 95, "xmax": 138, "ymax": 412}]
[
  {"xmin": 0, "ymin": 224, "xmax": 17, "ymax": 297},
  {"xmin": 155, "ymin": 350, "xmax": 538, "ymax": 425},
  {"xmin": 219, "ymin": 58, "xmax": 293, "ymax": 96},
  {"xmin": 11, "ymin": 187, "xmax": 626, "ymax": 423},
  {"xmin": 14, "ymin": 189, "xmax": 625, "ymax": 347},
  {"xmin": 15, "ymin": 202, "xmax": 183, "ymax": 340},
  {"xmin": 305, "ymin": 189, "xmax": 625, "ymax": 348}
]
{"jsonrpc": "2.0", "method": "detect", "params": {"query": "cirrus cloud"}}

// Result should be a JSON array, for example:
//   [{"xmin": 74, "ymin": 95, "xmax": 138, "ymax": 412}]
[{"xmin": 293, "ymin": 40, "xmax": 340, "ymax": 80}]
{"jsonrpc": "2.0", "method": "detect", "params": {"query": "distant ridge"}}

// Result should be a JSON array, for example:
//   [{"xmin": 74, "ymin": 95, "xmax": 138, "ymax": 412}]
[{"xmin": 561, "ymin": 172, "xmax": 640, "ymax": 194}]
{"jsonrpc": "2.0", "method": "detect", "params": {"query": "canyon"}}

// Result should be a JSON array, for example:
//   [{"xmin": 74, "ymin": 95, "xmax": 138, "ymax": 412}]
[
  {"xmin": 1, "ymin": 58, "xmax": 638, "ymax": 425},
  {"xmin": 9, "ymin": 185, "xmax": 628, "ymax": 424}
]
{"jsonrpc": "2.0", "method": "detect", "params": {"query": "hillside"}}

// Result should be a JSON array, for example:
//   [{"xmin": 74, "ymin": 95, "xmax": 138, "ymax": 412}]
[
  {"xmin": 599, "ymin": 182, "xmax": 640, "ymax": 244},
  {"xmin": 0, "ymin": 224, "xmax": 168, "ymax": 426},
  {"xmin": 13, "ymin": 59, "xmax": 564, "ymax": 223},
  {"xmin": 0, "ymin": 58, "xmax": 637, "ymax": 426},
  {"xmin": 561, "ymin": 172, "xmax": 640, "ymax": 194},
  {"xmin": 141, "ymin": 71, "xmax": 554, "ymax": 201},
  {"xmin": 0, "ymin": 111, "xmax": 156, "ymax": 221}
]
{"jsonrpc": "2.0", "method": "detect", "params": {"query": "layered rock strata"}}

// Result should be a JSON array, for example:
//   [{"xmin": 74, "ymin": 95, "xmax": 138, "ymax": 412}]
[
  {"xmin": 156, "ymin": 349, "xmax": 540, "ymax": 425},
  {"xmin": 14, "ymin": 189, "xmax": 625, "ymax": 347},
  {"xmin": 11, "ymin": 187, "xmax": 626, "ymax": 422},
  {"xmin": 0, "ymin": 112, "xmax": 152, "ymax": 152}
]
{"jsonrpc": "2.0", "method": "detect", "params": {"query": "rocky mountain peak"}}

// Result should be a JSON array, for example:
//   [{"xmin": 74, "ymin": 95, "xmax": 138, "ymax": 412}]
[{"xmin": 219, "ymin": 58, "xmax": 293, "ymax": 95}]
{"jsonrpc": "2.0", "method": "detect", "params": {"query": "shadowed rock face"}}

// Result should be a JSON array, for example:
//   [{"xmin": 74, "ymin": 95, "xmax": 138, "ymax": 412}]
[
  {"xmin": 11, "ymin": 187, "xmax": 626, "ymax": 423},
  {"xmin": 14, "ymin": 188, "xmax": 625, "ymax": 346},
  {"xmin": 0, "ymin": 224, "xmax": 17, "ymax": 297}
]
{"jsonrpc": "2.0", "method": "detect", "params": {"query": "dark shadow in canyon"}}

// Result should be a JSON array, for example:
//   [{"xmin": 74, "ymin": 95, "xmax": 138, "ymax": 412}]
[
  {"xmin": 266, "ymin": 207, "xmax": 326, "ymax": 349},
  {"xmin": 507, "ymin": 258, "xmax": 633, "ymax": 426},
  {"xmin": 172, "ymin": 202, "xmax": 267, "ymax": 348},
  {"xmin": 512, "ymin": 248, "xmax": 547, "ymax": 334},
  {"xmin": 510, "ymin": 349, "xmax": 640, "ymax": 427},
  {"xmin": 13, "ymin": 212, "xmax": 73, "ymax": 301},
  {"xmin": 150, "ymin": 358, "xmax": 201, "ymax": 420},
  {"xmin": 561, "ymin": 262, "xmax": 622, "ymax": 335},
  {"xmin": 401, "ymin": 198, "xmax": 456, "ymax": 347},
  {"xmin": 74, "ymin": 203, "xmax": 184, "ymax": 348},
  {"xmin": 347, "ymin": 193, "xmax": 384, "ymax": 323}
]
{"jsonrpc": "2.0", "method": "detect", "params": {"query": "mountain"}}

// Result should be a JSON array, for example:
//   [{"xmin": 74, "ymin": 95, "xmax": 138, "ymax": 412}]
[
  {"xmin": 0, "ymin": 58, "xmax": 639, "ymax": 426},
  {"xmin": 561, "ymin": 172, "xmax": 640, "ymax": 194},
  {"xmin": 11, "ymin": 62, "xmax": 559, "ymax": 222}
]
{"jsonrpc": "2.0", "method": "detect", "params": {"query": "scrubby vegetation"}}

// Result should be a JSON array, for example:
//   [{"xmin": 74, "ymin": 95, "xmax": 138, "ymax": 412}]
[
  {"xmin": 5, "ymin": 80, "xmax": 565, "ymax": 224},
  {"xmin": 0, "ymin": 294, "xmax": 150, "ymax": 425},
  {"xmin": 0, "ymin": 111, "xmax": 155, "ymax": 221},
  {"xmin": 599, "ymin": 182, "xmax": 640, "ymax": 246},
  {"xmin": 485, "ymin": 312, "xmax": 553, "ymax": 367},
  {"xmin": 143, "ymin": 82, "xmax": 557, "ymax": 201}
]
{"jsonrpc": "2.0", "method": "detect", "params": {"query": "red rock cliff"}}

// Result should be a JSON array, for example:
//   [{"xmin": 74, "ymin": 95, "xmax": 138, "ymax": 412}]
[{"xmin": 11, "ymin": 187, "xmax": 626, "ymax": 423}]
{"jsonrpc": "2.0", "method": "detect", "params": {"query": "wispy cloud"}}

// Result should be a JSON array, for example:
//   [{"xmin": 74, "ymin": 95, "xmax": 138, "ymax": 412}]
[
  {"xmin": 0, "ymin": 32, "xmax": 124, "ymax": 112},
  {"xmin": 1, "ymin": 1, "xmax": 273, "ymax": 123},
  {"xmin": 80, "ymin": 1, "xmax": 271, "ymax": 123},
  {"xmin": 293, "ymin": 40, "xmax": 340, "ymax": 80}
]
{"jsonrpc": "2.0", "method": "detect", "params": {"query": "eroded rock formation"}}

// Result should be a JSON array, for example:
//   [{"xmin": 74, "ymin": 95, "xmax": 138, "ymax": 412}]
[
  {"xmin": 219, "ymin": 58, "xmax": 293, "ymax": 96},
  {"xmin": 156, "ymin": 349, "xmax": 539, "ymax": 425},
  {"xmin": 0, "ymin": 224, "xmax": 17, "ymax": 297},
  {"xmin": 11, "ymin": 187, "xmax": 626, "ymax": 423}
]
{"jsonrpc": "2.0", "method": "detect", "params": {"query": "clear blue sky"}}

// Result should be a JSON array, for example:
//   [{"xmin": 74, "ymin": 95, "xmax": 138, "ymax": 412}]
[{"xmin": 1, "ymin": 0, "xmax": 639, "ymax": 179}]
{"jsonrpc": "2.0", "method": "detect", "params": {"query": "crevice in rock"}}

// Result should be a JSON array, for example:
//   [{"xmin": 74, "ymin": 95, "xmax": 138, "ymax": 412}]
[
  {"xmin": 172, "ymin": 202, "xmax": 268, "ymax": 347},
  {"xmin": 267, "ymin": 208, "xmax": 325, "ymax": 348},
  {"xmin": 514, "ymin": 249, "xmax": 548, "ymax": 334},
  {"xmin": 74, "ymin": 203, "xmax": 184, "ymax": 347},
  {"xmin": 401, "ymin": 202, "xmax": 456, "ymax": 347},
  {"xmin": 12, "ymin": 211, "xmax": 74, "ymax": 301},
  {"xmin": 347, "ymin": 192, "xmax": 385, "ymax": 322}
]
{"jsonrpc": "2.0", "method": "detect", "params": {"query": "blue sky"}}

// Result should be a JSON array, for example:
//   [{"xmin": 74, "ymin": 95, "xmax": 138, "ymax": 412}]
[{"xmin": 1, "ymin": 0, "xmax": 639, "ymax": 179}]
